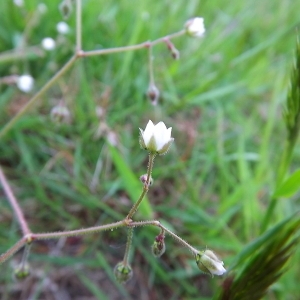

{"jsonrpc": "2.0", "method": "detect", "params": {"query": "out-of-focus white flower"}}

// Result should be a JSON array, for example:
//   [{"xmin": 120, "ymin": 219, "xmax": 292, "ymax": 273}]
[
  {"xmin": 13, "ymin": 0, "xmax": 24, "ymax": 7},
  {"xmin": 139, "ymin": 120, "xmax": 174, "ymax": 155},
  {"xmin": 17, "ymin": 75, "xmax": 34, "ymax": 93},
  {"xmin": 56, "ymin": 21, "xmax": 70, "ymax": 34},
  {"xmin": 185, "ymin": 17, "xmax": 205, "ymax": 38},
  {"xmin": 196, "ymin": 250, "xmax": 226, "ymax": 276},
  {"xmin": 37, "ymin": 3, "xmax": 47, "ymax": 14},
  {"xmin": 41, "ymin": 37, "xmax": 56, "ymax": 51}
]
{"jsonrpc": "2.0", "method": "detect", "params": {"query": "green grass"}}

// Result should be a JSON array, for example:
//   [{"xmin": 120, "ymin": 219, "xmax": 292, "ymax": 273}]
[{"xmin": 0, "ymin": 0, "xmax": 300, "ymax": 299}]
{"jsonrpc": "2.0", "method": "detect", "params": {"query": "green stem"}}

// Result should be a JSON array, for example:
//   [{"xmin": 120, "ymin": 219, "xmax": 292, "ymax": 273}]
[
  {"xmin": 123, "ymin": 227, "xmax": 134, "ymax": 266},
  {"xmin": 0, "ymin": 55, "xmax": 78, "ymax": 140},
  {"xmin": 126, "ymin": 153, "xmax": 155, "ymax": 220},
  {"xmin": 81, "ymin": 30, "xmax": 186, "ymax": 58}
]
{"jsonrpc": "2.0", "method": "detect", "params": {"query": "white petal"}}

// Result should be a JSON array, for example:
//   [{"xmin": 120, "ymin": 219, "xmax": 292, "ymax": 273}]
[{"xmin": 143, "ymin": 120, "xmax": 155, "ymax": 146}]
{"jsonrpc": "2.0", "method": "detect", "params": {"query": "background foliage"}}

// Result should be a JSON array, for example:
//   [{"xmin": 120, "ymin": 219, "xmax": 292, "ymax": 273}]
[{"xmin": 0, "ymin": 0, "xmax": 299, "ymax": 299}]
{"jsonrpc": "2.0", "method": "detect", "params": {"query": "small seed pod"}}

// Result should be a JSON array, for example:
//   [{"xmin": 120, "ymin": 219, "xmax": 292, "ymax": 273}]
[
  {"xmin": 152, "ymin": 233, "xmax": 166, "ymax": 257},
  {"xmin": 14, "ymin": 263, "xmax": 30, "ymax": 281},
  {"xmin": 147, "ymin": 84, "xmax": 160, "ymax": 105},
  {"xmin": 139, "ymin": 174, "xmax": 153, "ymax": 186},
  {"xmin": 114, "ymin": 262, "xmax": 133, "ymax": 283},
  {"xmin": 59, "ymin": 0, "xmax": 73, "ymax": 19}
]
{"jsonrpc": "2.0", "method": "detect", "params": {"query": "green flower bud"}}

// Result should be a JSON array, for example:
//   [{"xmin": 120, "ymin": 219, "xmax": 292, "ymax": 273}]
[
  {"xmin": 195, "ymin": 250, "xmax": 226, "ymax": 276},
  {"xmin": 152, "ymin": 233, "xmax": 166, "ymax": 257},
  {"xmin": 14, "ymin": 263, "xmax": 30, "ymax": 281},
  {"xmin": 114, "ymin": 262, "xmax": 133, "ymax": 283}
]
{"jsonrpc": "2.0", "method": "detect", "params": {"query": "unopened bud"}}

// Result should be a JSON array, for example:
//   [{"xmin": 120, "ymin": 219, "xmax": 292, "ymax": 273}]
[
  {"xmin": 140, "ymin": 174, "xmax": 153, "ymax": 186},
  {"xmin": 195, "ymin": 250, "xmax": 226, "ymax": 276},
  {"xmin": 147, "ymin": 84, "xmax": 160, "ymax": 105},
  {"xmin": 59, "ymin": 0, "xmax": 73, "ymax": 19},
  {"xmin": 152, "ymin": 233, "xmax": 165, "ymax": 257},
  {"xmin": 50, "ymin": 104, "xmax": 71, "ymax": 124},
  {"xmin": 14, "ymin": 263, "xmax": 30, "ymax": 281},
  {"xmin": 114, "ymin": 262, "xmax": 133, "ymax": 283}
]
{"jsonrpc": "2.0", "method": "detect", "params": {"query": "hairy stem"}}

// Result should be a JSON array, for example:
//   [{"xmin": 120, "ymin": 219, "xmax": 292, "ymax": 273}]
[
  {"xmin": 0, "ymin": 166, "xmax": 31, "ymax": 235},
  {"xmin": 126, "ymin": 153, "xmax": 155, "ymax": 220}
]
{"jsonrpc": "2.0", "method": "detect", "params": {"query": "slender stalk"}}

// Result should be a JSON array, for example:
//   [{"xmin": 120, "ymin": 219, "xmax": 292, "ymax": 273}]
[
  {"xmin": 0, "ymin": 46, "xmax": 44, "ymax": 63},
  {"xmin": 148, "ymin": 45, "xmax": 155, "ymax": 85},
  {"xmin": 32, "ymin": 220, "xmax": 125, "ymax": 240},
  {"xmin": 0, "ymin": 55, "xmax": 78, "ymax": 140},
  {"xmin": 20, "ymin": 243, "xmax": 31, "ymax": 268},
  {"xmin": 81, "ymin": 30, "xmax": 186, "ymax": 58},
  {"xmin": 76, "ymin": 0, "xmax": 82, "ymax": 52},
  {"xmin": 0, "ymin": 238, "xmax": 26, "ymax": 264},
  {"xmin": 0, "ymin": 166, "xmax": 31, "ymax": 235},
  {"xmin": 129, "ymin": 220, "xmax": 198, "ymax": 255},
  {"xmin": 123, "ymin": 227, "xmax": 134, "ymax": 266},
  {"xmin": 126, "ymin": 153, "xmax": 155, "ymax": 220}
]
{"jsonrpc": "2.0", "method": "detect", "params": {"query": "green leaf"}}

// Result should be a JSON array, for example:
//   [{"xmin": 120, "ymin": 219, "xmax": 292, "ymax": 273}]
[
  {"xmin": 274, "ymin": 168, "xmax": 300, "ymax": 198},
  {"xmin": 108, "ymin": 144, "xmax": 153, "ymax": 218}
]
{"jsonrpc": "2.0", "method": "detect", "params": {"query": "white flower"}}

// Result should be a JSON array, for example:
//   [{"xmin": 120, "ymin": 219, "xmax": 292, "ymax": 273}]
[
  {"xmin": 17, "ymin": 75, "xmax": 34, "ymax": 93},
  {"xmin": 56, "ymin": 21, "xmax": 70, "ymax": 34},
  {"xmin": 139, "ymin": 120, "xmax": 174, "ymax": 155},
  {"xmin": 41, "ymin": 37, "xmax": 56, "ymax": 51},
  {"xmin": 196, "ymin": 250, "xmax": 226, "ymax": 276},
  {"xmin": 185, "ymin": 17, "xmax": 205, "ymax": 38},
  {"xmin": 13, "ymin": 0, "xmax": 24, "ymax": 7}
]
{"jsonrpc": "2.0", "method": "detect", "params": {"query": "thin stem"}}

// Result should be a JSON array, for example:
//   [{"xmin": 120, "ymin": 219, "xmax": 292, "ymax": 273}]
[
  {"xmin": 0, "ymin": 166, "xmax": 31, "ymax": 235},
  {"xmin": 0, "ymin": 55, "xmax": 78, "ymax": 140},
  {"xmin": 0, "ymin": 46, "xmax": 44, "ymax": 64},
  {"xmin": 76, "ymin": 0, "xmax": 82, "ymax": 52},
  {"xmin": 148, "ymin": 45, "xmax": 155, "ymax": 85},
  {"xmin": 20, "ymin": 243, "xmax": 31, "ymax": 269},
  {"xmin": 81, "ymin": 30, "xmax": 186, "ymax": 58},
  {"xmin": 126, "ymin": 153, "xmax": 155, "ymax": 220},
  {"xmin": 32, "ymin": 220, "xmax": 125, "ymax": 240},
  {"xmin": 123, "ymin": 227, "xmax": 133, "ymax": 266},
  {"xmin": 0, "ymin": 238, "xmax": 26, "ymax": 264},
  {"xmin": 129, "ymin": 220, "xmax": 198, "ymax": 255}
]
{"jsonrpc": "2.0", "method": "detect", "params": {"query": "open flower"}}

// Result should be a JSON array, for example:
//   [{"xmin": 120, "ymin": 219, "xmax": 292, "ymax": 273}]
[
  {"xmin": 196, "ymin": 250, "xmax": 226, "ymax": 276},
  {"xmin": 185, "ymin": 17, "xmax": 205, "ymax": 38},
  {"xmin": 139, "ymin": 120, "xmax": 174, "ymax": 155}
]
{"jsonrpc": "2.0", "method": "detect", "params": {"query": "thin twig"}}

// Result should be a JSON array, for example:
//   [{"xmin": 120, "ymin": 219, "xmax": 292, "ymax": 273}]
[{"xmin": 0, "ymin": 166, "xmax": 31, "ymax": 235}]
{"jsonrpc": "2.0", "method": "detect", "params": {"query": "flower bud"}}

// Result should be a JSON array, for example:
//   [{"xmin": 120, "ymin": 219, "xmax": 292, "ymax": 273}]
[
  {"xmin": 114, "ymin": 262, "xmax": 133, "ymax": 283},
  {"xmin": 147, "ymin": 83, "xmax": 160, "ymax": 105},
  {"xmin": 195, "ymin": 250, "xmax": 226, "ymax": 276},
  {"xmin": 56, "ymin": 21, "xmax": 70, "ymax": 35},
  {"xmin": 139, "ymin": 120, "xmax": 174, "ymax": 155},
  {"xmin": 140, "ymin": 174, "xmax": 153, "ymax": 186},
  {"xmin": 59, "ymin": 0, "xmax": 73, "ymax": 19},
  {"xmin": 50, "ymin": 104, "xmax": 71, "ymax": 124},
  {"xmin": 185, "ymin": 17, "xmax": 205, "ymax": 38},
  {"xmin": 14, "ymin": 263, "xmax": 30, "ymax": 281},
  {"xmin": 152, "ymin": 233, "xmax": 166, "ymax": 257}
]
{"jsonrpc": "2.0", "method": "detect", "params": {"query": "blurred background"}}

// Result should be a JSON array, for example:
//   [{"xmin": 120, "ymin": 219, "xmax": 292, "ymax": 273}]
[{"xmin": 0, "ymin": 0, "xmax": 299, "ymax": 299}]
